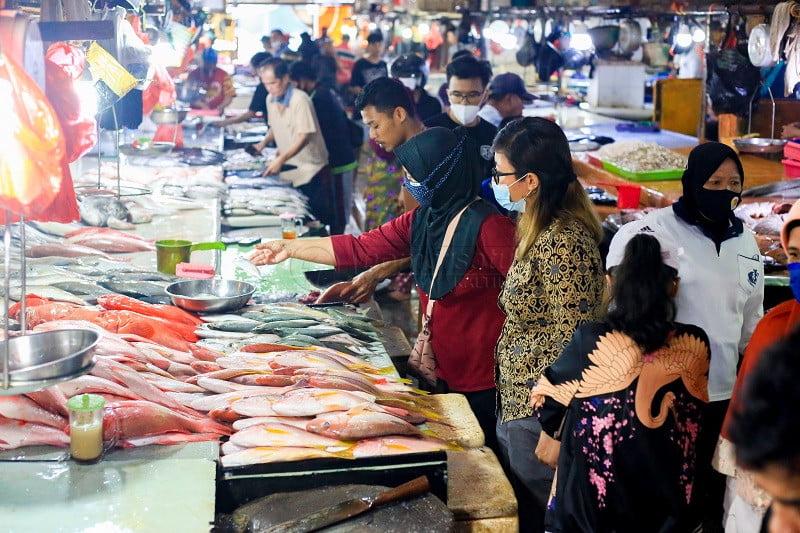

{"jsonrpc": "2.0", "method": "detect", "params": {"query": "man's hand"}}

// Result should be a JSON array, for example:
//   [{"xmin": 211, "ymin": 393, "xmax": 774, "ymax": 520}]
[
  {"xmin": 782, "ymin": 122, "xmax": 800, "ymax": 139},
  {"xmin": 263, "ymin": 156, "xmax": 284, "ymax": 176},
  {"xmin": 340, "ymin": 269, "xmax": 383, "ymax": 303},
  {"xmin": 249, "ymin": 240, "xmax": 291, "ymax": 265}
]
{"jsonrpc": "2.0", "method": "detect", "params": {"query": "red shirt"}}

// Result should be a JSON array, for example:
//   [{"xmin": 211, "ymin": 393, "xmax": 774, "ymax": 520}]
[
  {"xmin": 722, "ymin": 298, "xmax": 800, "ymax": 439},
  {"xmin": 331, "ymin": 209, "xmax": 516, "ymax": 391},
  {"xmin": 187, "ymin": 66, "xmax": 234, "ymax": 110}
]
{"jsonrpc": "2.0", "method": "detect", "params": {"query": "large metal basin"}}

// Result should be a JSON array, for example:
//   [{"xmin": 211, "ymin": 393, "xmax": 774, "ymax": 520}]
[
  {"xmin": 2, "ymin": 329, "xmax": 99, "ymax": 383},
  {"xmin": 166, "ymin": 279, "xmax": 256, "ymax": 314}
]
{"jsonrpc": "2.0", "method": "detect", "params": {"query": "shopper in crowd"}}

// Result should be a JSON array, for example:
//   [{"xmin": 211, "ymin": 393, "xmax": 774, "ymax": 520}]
[
  {"xmin": 187, "ymin": 48, "xmax": 235, "ymax": 111},
  {"xmin": 339, "ymin": 78, "xmax": 427, "ymax": 306},
  {"xmin": 727, "ymin": 324, "xmax": 800, "ymax": 533},
  {"xmin": 338, "ymin": 33, "xmax": 352, "ymax": 52},
  {"xmin": 714, "ymin": 199, "xmax": 800, "ymax": 531},
  {"xmin": 491, "ymin": 117, "xmax": 605, "ymax": 531},
  {"xmin": 312, "ymin": 37, "xmax": 339, "ymax": 90},
  {"xmin": 437, "ymin": 49, "xmax": 474, "ymax": 110},
  {"xmin": 607, "ymin": 141, "xmax": 764, "ymax": 533},
  {"xmin": 390, "ymin": 54, "xmax": 441, "ymax": 121},
  {"xmin": 289, "ymin": 61, "xmax": 356, "ymax": 235},
  {"xmin": 478, "ymin": 73, "xmax": 535, "ymax": 128},
  {"xmin": 531, "ymin": 233, "xmax": 711, "ymax": 532},
  {"xmin": 249, "ymin": 127, "xmax": 517, "ymax": 450},
  {"xmin": 252, "ymin": 58, "xmax": 335, "ymax": 233},
  {"xmin": 425, "ymin": 55, "xmax": 496, "ymax": 180},
  {"xmin": 269, "ymin": 29, "xmax": 289, "ymax": 57},
  {"xmin": 349, "ymin": 32, "xmax": 388, "ymax": 98},
  {"xmin": 210, "ymin": 51, "xmax": 271, "ymax": 127}
]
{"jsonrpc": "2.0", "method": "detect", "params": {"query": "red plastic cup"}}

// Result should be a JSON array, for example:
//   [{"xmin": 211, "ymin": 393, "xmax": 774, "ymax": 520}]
[{"xmin": 615, "ymin": 183, "xmax": 642, "ymax": 209}]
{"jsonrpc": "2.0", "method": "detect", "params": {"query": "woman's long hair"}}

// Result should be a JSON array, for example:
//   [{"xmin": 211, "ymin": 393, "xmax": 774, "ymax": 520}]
[
  {"xmin": 492, "ymin": 117, "xmax": 602, "ymax": 260},
  {"xmin": 606, "ymin": 234, "xmax": 678, "ymax": 353}
]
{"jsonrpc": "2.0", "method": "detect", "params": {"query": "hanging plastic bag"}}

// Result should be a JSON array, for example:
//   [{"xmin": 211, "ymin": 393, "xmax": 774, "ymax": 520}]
[
  {"xmin": 0, "ymin": 52, "xmax": 65, "ymax": 220},
  {"xmin": 45, "ymin": 42, "xmax": 97, "ymax": 162},
  {"xmin": 85, "ymin": 41, "xmax": 137, "ymax": 112},
  {"xmin": 142, "ymin": 62, "xmax": 176, "ymax": 115},
  {"xmin": 706, "ymin": 48, "xmax": 761, "ymax": 116}
]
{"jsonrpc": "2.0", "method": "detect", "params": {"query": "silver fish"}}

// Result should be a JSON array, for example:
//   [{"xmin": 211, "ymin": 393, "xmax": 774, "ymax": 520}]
[
  {"xmin": 205, "ymin": 320, "xmax": 260, "ymax": 333},
  {"xmin": 100, "ymin": 280, "xmax": 168, "ymax": 298},
  {"xmin": 1, "ymin": 285, "xmax": 88, "ymax": 305},
  {"xmin": 194, "ymin": 325, "xmax": 253, "ymax": 339},
  {"xmin": 79, "ymin": 196, "xmax": 130, "ymax": 228}
]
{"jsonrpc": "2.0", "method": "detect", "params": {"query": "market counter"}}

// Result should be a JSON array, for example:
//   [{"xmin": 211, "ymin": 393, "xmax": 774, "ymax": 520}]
[{"xmin": 0, "ymin": 442, "xmax": 218, "ymax": 532}]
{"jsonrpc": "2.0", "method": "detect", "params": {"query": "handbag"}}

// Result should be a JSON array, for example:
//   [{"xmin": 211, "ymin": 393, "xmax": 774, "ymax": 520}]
[
  {"xmin": 534, "ymin": 415, "xmax": 566, "ymax": 469},
  {"xmin": 408, "ymin": 201, "xmax": 475, "ymax": 386}
]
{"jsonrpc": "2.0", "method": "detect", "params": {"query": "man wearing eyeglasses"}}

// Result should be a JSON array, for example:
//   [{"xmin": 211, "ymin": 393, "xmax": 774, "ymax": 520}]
[{"xmin": 424, "ymin": 55, "xmax": 496, "ymax": 181}]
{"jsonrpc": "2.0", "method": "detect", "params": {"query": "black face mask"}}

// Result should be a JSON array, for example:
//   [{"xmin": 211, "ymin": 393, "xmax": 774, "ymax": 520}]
[{"xmin": 695, "ymin": 188, "xmax": 741, "ymax": 224}]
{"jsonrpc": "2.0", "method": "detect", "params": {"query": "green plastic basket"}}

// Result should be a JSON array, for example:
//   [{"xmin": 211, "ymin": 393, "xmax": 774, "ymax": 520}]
[{"xmin": 601, "ymin": 160, "xmax": 684, "ymax": 181}]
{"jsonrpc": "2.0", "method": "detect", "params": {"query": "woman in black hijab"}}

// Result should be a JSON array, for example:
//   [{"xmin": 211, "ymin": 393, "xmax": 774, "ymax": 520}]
[
  {"xmin": 607, "ymin": 141, "xmax": 764, "ymax": 533},
  {"xmin": 250, "ymin": 127, "xmax": 517, "ymax": 450}
]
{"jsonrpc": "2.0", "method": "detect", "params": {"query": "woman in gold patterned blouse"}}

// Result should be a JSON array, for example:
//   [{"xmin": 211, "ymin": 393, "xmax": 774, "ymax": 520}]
[{"xmin": 489, "ymin": 117, "xmax": 606, "ymax": 531}]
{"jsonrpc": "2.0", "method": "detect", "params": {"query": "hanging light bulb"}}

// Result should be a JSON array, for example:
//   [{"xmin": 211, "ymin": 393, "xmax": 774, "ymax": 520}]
[
  {"xmin": 401, "ymin": 27, "xmax": 413, "ymax": 40},
  {"xmin": 419, "ymin": 23, "xmax": 430, "ymax": 35},
  {"xmin": 675, "ymin": 23, "xmax": 693, "ymax": 48}
]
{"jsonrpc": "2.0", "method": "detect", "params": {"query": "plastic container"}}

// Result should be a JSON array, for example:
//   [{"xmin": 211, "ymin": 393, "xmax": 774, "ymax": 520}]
[
  {"xmin": 782, "ymin": 158, "xmax": 800, "ymax": 179},
  {"xmin": 67, "ymin": 394, "xmax": 105, "ymax": 463},
  {"xmin": 784, "ymin": 140, "xmax": 800, "ymax": 160},
  {"xmin": 601, "ymin": 160, "xmax": 684, "ymax": 181},
  {"xmin": 598, "ymin": 182, "xmax": 642, "ymax": 209}
]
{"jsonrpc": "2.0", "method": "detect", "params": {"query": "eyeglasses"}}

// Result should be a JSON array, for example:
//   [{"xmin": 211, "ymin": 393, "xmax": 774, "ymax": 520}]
[
  {"xmin": 491, "ymin": 168, "xmax": 519, "ymax": 184},
  {"xmin": 449, "ymin": 91, "xmax": 483, "ymax": 104}
]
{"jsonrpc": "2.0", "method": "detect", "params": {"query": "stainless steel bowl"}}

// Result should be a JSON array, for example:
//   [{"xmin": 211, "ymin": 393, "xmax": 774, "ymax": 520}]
[
  {"xmin": 2, "ymin": 329, "xmax": 99, "ymax": 382},
  {"xmin": 166, "ymin": 279, "xmax": 256, "ymax": 313},
  {"xmin": 733, "ymin": 137, "xmax": 787, "ymax": 154},
  {"xmin": 150, "ymin": 107, "xmax": 190, "ymax": 125}
]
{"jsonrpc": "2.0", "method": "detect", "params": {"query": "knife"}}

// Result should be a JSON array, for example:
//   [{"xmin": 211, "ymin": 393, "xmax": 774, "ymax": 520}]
[{"xmin": 263, "ymin": 476, "xmax": 431, "ymax": 533}]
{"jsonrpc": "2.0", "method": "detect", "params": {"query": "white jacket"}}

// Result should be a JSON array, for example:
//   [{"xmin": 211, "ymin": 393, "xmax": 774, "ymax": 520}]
[{"xmin": 607, "ymin": 206, "xmax": 764, "ymax": 402}]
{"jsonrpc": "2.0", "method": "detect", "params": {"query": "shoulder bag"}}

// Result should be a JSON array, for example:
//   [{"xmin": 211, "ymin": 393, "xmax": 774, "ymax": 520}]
[{"xmin": 408, "ymin": 201, "xmax": 475, "ymax": 386}]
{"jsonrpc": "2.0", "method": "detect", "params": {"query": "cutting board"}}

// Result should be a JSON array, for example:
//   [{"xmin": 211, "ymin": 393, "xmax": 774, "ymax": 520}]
[
  {"xmin": 426, "ymin": 393, "xmax": 485, "ymax": 449},
  {"xmin": 225, "ymin": 483, "xmax": 453, "ymax": 532}
]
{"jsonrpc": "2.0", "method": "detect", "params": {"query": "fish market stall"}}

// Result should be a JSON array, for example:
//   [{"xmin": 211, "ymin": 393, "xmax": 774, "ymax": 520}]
[{"xmin": 1, "ymin": 204, "xmax": 515, "ymax": 531}]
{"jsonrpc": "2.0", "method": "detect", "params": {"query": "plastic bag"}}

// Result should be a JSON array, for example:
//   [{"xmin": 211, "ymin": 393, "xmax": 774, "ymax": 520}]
[
  {"xmin": 706, "ymin": 48, "xmax": 761, "ymax": 116},
  {"xmin": 0, "ymin": 52, "xmax": 65, "ymax": 220},
  {"xmin": 45, "ymin": 42, "xmax": 97, "ymax": 162},
  {"xmin": 142, "ymin": 62, "xmax": 176, "ymax": 115}
]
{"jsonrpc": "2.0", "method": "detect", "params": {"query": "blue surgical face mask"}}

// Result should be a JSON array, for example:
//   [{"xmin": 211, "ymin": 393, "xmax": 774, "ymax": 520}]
[
  {"xmin": 491, "ymin": 176, "xmax": 529, "ymax": 213},
  {"xmin": 789, "ymin": 263, "xmax": 800, "ymax": 303},
  {"xmin": 404, "ymin": 177, "xmax": 433, "ymax": 207}
]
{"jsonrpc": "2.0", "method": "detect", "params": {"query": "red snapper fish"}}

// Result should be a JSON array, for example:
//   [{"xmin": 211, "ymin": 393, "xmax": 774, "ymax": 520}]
[
  {"xmin": 221, "ymin": 446, "xmax": 344, "ymax": 468},
  {"xmin": 0, "ymin": 417, "xmax": 69, "ymax": 449},
  {"xmin": 229, "ymin": 422, "xmax": 349, "ymax": 449},
  {"xmin": 305, "ymin": 409, "xmax": 422, "ymax": 441},
  {"xmin": 270, "ymin": 389, "xmax": 375, "ymax": 417},
  {"xmin": 232, "ymin": 416, "xmax": 313, "ymax": 431},
  {"xmin": 352, "ymin": 436, "xmax": 455, "ymax": 458},
  {"xmin": 0, "ymin": 396, "xmax": 68, "ymax": 429},
  {"xmin": 103, "ymin": 400, "xmax": 232, "ymax": 439},
  {"xmin": 66, "ymin": 233, "xmax": 155, "ymax": 253}
]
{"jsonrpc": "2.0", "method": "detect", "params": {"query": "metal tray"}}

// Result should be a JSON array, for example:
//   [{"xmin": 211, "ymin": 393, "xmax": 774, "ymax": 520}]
[{"xmin": 733, "ymin": 137, "xmax": 787, "ymax": 154}]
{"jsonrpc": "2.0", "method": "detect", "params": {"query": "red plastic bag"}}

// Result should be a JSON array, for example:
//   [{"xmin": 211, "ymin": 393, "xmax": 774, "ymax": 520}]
[
  {"xmin": 0, "ymin": 52, "xmax": 65, "ymax": 220},
  {"xmin": 142, "ymin": 62, "xmax": 176, "ymax": 115},
  {"xmin": 45, "ymin": 42, "xmax": 97, "ymax": 162}
]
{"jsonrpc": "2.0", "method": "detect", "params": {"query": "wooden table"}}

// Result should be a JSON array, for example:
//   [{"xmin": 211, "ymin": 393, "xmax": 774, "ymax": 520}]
[{"xmin": 576, "ymin": 147, "xmax": 789, "ymax": 208}]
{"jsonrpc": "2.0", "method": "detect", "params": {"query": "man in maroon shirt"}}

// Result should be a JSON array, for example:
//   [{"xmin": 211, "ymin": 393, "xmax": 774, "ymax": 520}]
[{"xmin": 343, "ymin": 77, "xmax": 427, "ymax": 303}]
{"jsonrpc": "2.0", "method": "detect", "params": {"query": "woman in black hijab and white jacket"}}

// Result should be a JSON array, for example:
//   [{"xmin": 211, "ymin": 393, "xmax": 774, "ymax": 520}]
[
  {"xmin": 249, "ymin": 127, "xmax": 517, "ymax": 451},
  {"xmin": 607, "ymin": 141, "xmax": 764, "ymax": 532}
]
